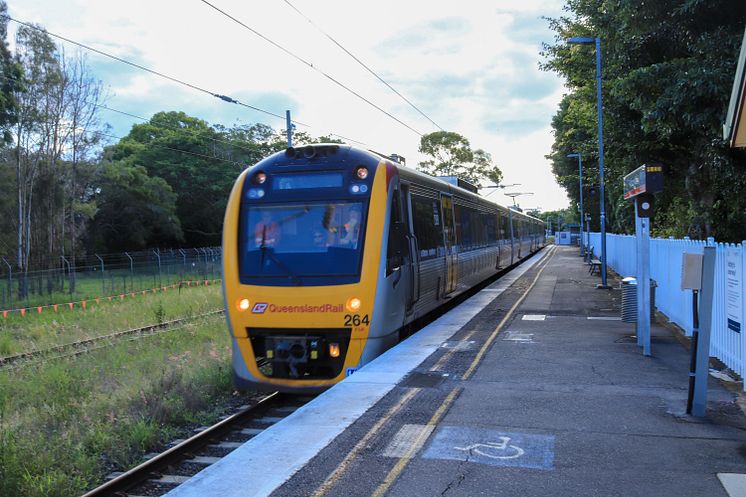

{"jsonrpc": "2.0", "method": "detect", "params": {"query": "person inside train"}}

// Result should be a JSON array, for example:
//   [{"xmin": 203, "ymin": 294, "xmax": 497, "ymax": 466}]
[
  {"xmin": 254, "ymin": 210, "xmax": 281, "ymax": 247},
  {"xmin": 339, "ymin": 208, "xmax": 361, "ymax": 248}
]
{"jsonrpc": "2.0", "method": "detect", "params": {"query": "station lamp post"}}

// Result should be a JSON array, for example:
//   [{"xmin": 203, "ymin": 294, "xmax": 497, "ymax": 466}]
[
  {"xmin": 568, "ymin": 36, "xmax": 610, "ymax": 289},
  {"xmin": 567, "ymin": 153, "xmax": 585, "ymax": 255}
]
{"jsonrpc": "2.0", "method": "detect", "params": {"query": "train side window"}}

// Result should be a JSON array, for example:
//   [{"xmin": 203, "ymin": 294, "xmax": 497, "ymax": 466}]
[{"xmin": 411, "ymin": 194, "xmax": 442, "ymax": 260}]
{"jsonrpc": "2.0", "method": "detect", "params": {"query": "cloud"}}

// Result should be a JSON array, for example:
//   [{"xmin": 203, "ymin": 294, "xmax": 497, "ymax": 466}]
[{"xmin": 376, "ymin": 16, "xmax": 471, "ymax": 55}]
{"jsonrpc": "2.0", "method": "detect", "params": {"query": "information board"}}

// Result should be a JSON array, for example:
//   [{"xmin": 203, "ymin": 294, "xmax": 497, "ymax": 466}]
[
  {"xmin": 623, "ymin": 164, "xmax": 664, "ymax": 200},
  {"xmin": 726, "ymin": 247, "xmax": 743, "ymax": 333}
]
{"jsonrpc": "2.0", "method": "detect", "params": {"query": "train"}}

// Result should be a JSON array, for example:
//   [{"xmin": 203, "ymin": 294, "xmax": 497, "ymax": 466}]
[{"xmin": 222, "ymin": 144, "xmax": 545, "ymax": 393}]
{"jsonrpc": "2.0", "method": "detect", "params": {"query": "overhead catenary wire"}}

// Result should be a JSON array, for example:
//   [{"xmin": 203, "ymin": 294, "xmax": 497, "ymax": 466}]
[
  {"xmin": 3, "ymin": 14, "xmax": 309, "ymax": 128},
  {"xmin": 198, "ymin": 0, "xmax": 424, "ymax": 137},
  {"xmin": 0, "ymin": 71, "xmax": 269, "ymax": 156},
  {"xmin": 4, "ymin": 17, "xmax": 373, "ymax": 148},
  {"xmin": 281, "ymin": 0, "xmax": 443, "ymax": 132},
  {"xmin": 32, "ymin": 116, "xmax": 247, "ymax": 168}
]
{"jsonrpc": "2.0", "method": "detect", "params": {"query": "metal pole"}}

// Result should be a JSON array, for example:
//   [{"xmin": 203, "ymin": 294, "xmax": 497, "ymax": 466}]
[
  {"xmin": 686, "ymin": 289, "xmax": 699, "ymax": 414},
  {"xmin": 692, "ymin": 246, "xmax": 716, "ymax": 417},
  {"xmin": 125, "ymin": 252, "xmax": 134, "ymax": 292},
  {"xmin": 635, "ymin": 203, "xmax": 651, "ymax": 356},
  {"xmin": 95, "ymin": 254, "xmax": 105, "ymax": 295},
  {"xmin": 1, "ymin": 257, "xmax": 11, "ymax": 310},
  {"xmin": 578, "ymin": 153, "xmax": 583, "ymax": 253},
  {"xmin": 595, "ymin": 37, "xmax": 610, "ymax": 289},
  {"xmin": 61, "ymin": 256, "xmax": 72, "ymax": 295},
  {"xmin": 286, "ymin": 110, "xmax": 293, "ymax": 147},
  {"xmin": 153, "ymin": 249, "xmax": 161, "ymax": 287}
]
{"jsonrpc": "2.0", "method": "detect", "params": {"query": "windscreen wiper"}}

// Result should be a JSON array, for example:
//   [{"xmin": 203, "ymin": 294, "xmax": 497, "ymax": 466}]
[{"xmin": 259, "ymin": 227, "xmax": 303, "ymax": 286}]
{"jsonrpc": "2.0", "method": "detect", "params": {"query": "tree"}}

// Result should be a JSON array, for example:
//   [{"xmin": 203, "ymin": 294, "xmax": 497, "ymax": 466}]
[
  {"xmin": 417, "ymin": 131, "xmax": 502, "ymax": 187},
  {"xmin": 542, "ymin": 0, "xmax": 746, "ymax": 240},
  {"xmin": 88, "ymin": 161, "xmax": 182, "ymax": 252}
]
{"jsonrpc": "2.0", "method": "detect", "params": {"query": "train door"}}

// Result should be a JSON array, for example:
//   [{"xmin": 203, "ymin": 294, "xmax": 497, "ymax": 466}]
[
  {"xmin": 440, "ymin": 193, "xmax": 457, "ymax": 296},
  {"xmin": 402, "ymin": 184, "xmax": 419, "ymax": 312},
  {"xmin": 509, "ymin": 208, "xmax": 515, "ymax": 265}
]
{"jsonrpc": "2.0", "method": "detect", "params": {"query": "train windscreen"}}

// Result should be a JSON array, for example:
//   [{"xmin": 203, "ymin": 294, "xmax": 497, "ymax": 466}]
[{"xmin": 238, "ymin": 201, "xmax": 367, "ymax": 286}]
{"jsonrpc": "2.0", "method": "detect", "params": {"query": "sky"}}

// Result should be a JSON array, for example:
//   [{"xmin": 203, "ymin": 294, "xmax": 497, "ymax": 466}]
[{"xmin": 9, "ymin": 0, "xmax": 571, "ymax": 212}]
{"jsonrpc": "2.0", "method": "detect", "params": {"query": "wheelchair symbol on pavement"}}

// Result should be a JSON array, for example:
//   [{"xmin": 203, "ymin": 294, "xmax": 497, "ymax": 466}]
[{"xmin": 455, "ymin": 436, "xmax": 525, "ymax": 460}]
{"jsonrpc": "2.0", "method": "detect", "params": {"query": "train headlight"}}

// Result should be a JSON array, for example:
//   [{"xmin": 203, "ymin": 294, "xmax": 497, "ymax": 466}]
[
  {"xmin": 329, "ymin": 343, "xmax": 340, "ymax": 358},
  {"xmin": 346, "ymin": 297, "xmax": 361, "ymax": 312},
  {"xmin": 253, "ymin": 171, "xmax": 267, "ymax": 184},
  {"xmin": 237, "ymin": 298, "xmax": 250, "ymax": 311},
  {"xmin": 355, "ymin": 167, "xmax": 368, "ymax": 180}
]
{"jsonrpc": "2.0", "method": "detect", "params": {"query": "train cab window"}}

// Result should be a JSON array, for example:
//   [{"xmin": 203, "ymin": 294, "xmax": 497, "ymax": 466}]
[
  {"xmin": 239, "ymin": 201, "xmax": 367, "ymax": 286},
  {"xmin": 411, "ymin": 194, "xmax": 443, "ymax": 260}
]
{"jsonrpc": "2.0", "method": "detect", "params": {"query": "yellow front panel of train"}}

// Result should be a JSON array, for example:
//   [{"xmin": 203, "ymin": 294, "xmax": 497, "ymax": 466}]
[{"xmin": 222, "ymin": 162, "xmax": 387, "ymax": 388}]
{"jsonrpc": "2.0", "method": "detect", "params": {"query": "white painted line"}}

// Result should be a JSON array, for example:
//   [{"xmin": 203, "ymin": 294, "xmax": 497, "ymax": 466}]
[
  {"xmin": 440, "ymin": 341, "xmax": 476, "ymax": 351},
  {"xmin": 718, "ymin": 473, "xmax": 746, "ymax": 497},
  {"xmin": 382, "ymin": 424, "xmax": 435, "ymax": 458},
  {"xmin": 164, "ymin": 248, "xmax": 551, "ymax": 497},
  {"xmin": 587, "ymin": 316, "xmax": 622, "ymax": 321},
  {"xmin": 503, "ymin": 332, "xmax": 534, "ymax": 342},
  {"xmin": 522, "ymin": 314, "xmax": 546, "ymax": 321}
]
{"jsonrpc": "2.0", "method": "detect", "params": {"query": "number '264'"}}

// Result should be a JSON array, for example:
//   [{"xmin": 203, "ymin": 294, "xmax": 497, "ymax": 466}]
[{"xmin": 344, "ymin": 314, "xmax": 369, "ymax": 326}]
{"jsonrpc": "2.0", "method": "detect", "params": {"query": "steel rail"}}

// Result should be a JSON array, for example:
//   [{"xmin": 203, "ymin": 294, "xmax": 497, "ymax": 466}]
[
  {"xmin": 80, "ymin": 391, "xmax": 282, "ymax": 497},
  {"xmin": 0, "ymin": 309, "xmax": 224, "ymax": 369}
]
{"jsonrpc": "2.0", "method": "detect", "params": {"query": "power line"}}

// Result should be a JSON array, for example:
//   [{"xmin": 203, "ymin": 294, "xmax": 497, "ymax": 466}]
[
  {"xmin": 4, "ymin": 16, "xmax": 373, "ymax": 148},
  {"xmin": 18, "ymin": 113, "xmax": 246, "ymax": 167},
  {"xmin": 281, "ymin": 0, "xmax": 443, "ymax": 132},
  {"xmin": 3, "ymin": 14, "xmax": 310, "ymax": 128},
  {"xmin": 0, "ymin": 71, "xmax": 270, "ymax": 157},
  {"xmin": 198, "ymin": 0, "xmax": 423, "ymax": 137}
]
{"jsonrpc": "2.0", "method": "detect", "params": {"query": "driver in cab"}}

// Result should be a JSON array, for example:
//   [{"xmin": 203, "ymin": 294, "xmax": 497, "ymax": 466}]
[{"xmin": 254, "ymin": 210, "xmax": 281, "ymax": 247}]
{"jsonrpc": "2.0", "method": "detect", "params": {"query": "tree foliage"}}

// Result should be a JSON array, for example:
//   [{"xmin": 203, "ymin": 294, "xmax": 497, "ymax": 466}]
[
  {"xmin": 542, "ymin": 0, "xmax": 746, "ymax": 240},
  {"xmin": 417, "ymin": 131, "xmax": 503, "ymax": 187}
]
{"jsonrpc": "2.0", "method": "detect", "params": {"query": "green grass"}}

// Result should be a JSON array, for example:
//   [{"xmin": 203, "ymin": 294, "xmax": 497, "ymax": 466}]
[
  {"xmin": 0, "ymin": 284, "xmax": 223, "ymax": 356},
  {"xmin": 0, "ymin": 312, "xmax": 243, "ymax": 497}
]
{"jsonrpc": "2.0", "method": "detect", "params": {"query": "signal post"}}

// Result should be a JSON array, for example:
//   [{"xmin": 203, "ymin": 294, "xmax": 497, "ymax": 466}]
[{"xmin": 623, "ymin": 164, "xmax": 663, "ymax": 356}]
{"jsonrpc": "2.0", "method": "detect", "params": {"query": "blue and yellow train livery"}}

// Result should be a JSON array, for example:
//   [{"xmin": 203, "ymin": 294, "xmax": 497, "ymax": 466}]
[{"xmin": 222, "ymin": 144, "xmax": 545, "ymax": 393}]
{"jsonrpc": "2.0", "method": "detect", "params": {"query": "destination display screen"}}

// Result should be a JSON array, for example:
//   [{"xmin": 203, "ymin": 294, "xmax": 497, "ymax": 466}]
[{"xmin": 272, "ymin": 172, "xmax": 343, "ymax": 190}]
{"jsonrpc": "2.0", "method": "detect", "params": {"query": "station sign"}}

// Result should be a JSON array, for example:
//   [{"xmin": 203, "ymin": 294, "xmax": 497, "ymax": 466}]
[{"xmin": 623, "ymin": 164, "xmax": 664, "ymax": 200}]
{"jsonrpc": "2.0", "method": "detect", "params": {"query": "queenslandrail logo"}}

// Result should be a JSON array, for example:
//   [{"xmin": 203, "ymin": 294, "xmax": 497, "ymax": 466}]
[{"xmin": 252, "ymin": 302, "xmax": 343, "ymax": 314}]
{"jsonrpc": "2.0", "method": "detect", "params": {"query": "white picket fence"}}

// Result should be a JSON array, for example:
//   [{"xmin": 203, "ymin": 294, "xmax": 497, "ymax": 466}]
[{"xmin": 587, "ymin": 233, "xmax": 746, "ymax": 386}]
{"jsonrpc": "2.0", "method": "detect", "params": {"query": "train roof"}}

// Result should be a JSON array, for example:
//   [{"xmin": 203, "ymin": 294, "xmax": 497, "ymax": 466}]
[{"xmin": 259, "ymin": 144, "xmax": 544, "ymax": 224}]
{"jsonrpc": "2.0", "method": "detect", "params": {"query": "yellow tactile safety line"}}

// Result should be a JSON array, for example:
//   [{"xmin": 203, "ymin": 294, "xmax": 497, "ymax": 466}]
[
  {"xmin": 461, "ymin": 245, "xmax": 557, "ymax": 381},
  {"xmin": 370, "ymin": 386, "xmax": 462, "ymax": 497},
  {"xmin": 312, "ymin": 387, "xmax": 420, "ymax": 497},
  {"xmin": 429, "ymin": 247, "xmax": 556, "ymax": 373}
]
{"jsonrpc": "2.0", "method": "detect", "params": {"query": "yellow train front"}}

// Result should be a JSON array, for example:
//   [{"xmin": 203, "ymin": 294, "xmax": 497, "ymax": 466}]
[{"xmin": 223, "ymin": 144, "xmax": 545, "ymax": 393}]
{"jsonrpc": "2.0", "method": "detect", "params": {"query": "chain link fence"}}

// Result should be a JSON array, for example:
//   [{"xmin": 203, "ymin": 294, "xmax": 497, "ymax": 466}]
[{"xmin": 1, "ymin": 247, "xmax": 222, "ymax": 311}]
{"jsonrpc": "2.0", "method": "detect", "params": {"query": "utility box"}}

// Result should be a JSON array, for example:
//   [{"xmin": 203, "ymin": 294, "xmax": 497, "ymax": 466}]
[{"xmin": 681, "ymin": 253, "xmax": 703, "ymax": 290}]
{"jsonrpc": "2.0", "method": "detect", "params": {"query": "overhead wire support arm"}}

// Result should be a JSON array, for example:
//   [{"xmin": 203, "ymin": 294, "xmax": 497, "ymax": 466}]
[{"xmin": 199, "ymin": 0, "xmax": 423, "ymax": 137}]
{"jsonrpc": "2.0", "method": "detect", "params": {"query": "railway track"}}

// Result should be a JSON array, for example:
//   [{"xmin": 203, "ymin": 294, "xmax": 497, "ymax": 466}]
[
  {"xmin": 0, "ymin": 309, "xmax": 224, "ymax": 370},
  {"xmin": 82, "ymin": 391, "xmax": 314, "ymax": 497}
]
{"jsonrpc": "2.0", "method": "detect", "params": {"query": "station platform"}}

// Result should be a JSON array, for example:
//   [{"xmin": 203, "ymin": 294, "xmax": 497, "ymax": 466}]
[{"xmin": 168, "ymin": 245, "xmax": 746, "ymax": 497}]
